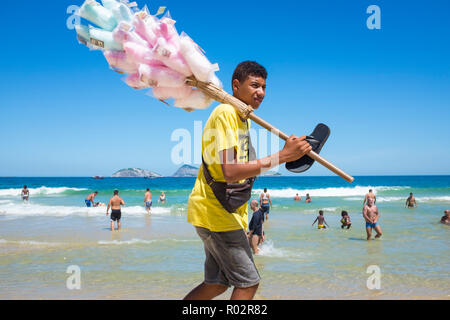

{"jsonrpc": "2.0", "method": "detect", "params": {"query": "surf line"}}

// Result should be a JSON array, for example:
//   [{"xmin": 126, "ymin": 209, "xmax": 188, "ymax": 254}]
[{"xmin": 182, "ymin": 304, "xmax": 216, "ymax": 317}]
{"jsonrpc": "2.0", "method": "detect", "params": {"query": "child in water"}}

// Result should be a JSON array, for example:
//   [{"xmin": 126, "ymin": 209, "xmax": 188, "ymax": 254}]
[
  {"xmin": 312, "ymin": 210, "xmax": 329, "ymax": 229},
  {"xmin": 340, "ymin": 210, "xmax": 352, "ymax": 229}
]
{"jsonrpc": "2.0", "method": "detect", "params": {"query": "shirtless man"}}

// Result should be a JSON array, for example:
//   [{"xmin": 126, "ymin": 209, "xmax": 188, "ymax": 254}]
[
  {"xmin": 21, "ymin": 185, "xmax": 30, "ymax": 202},
  {"xmin": 440, "ymin": 210, "xmax": 450, "ymax": 225},
  {"xmin": 406, "ymin": 193, "xmax": 417, "ymax": 208},
  {"xmin": 85, "ymin": 191, "xmax": 98, "ymax": 207},
  {"xmin": 294, "ymin": 193, "xmax": 302, "ymax": 201},
  {"xmin": 363, "ymin": 189, "xmax": 376, "ymax": 205},
  {"xmin": 259, "ymin": 188, "xmax": 272, "ymax": 220},
  {"xmin": 363, "ymin": 197, "xmax": 382, "ymax": 240},
  {"xmin": 144, "ymin": 188, "xmax": 152, "ymax": 213},
  {"xmin": 106, "ymin": 190, "xmax": 125, "ymax": 231},
  {"xmin": 312, "ymin": 210, "xmax": 329, "ymax": 229}
]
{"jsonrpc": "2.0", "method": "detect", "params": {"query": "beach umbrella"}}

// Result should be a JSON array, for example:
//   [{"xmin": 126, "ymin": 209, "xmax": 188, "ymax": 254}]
[{"xmin": 73, "ymin": 0, "xmax": 354, "ymax": 183}]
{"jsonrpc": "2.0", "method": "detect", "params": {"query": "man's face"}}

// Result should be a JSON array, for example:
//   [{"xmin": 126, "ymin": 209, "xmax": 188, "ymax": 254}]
[
  {"xmin": 367, "ymin": 198, "xmax": 374, "ymax": 206},
  {"xmin": 233, "ymin": 75, "xmax": 266, "ymax": 109}
]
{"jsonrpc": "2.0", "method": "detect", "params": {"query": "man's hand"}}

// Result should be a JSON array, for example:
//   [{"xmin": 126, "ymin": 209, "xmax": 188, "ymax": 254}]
[{"xmin": 279, "ymin": 135, "xmax": 312, "ymax": 163}]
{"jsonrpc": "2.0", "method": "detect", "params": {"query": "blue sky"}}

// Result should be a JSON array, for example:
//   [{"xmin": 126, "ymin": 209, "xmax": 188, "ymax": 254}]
[{"xmin": 0, "ymin": 0, "xmax": 449, "ymax": 177}]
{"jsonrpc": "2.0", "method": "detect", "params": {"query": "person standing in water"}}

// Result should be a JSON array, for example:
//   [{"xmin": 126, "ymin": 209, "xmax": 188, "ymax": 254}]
[
  {"xmin": 158, "ymin": 192, "xmax": 167, "ymax": 204},
  {"xmin": 305, "ymin": 193, "xmax": 312, "ymax": 203},
  {"xmin": 294, "ymin": 193, "xmax": 301, "ymax": 201},
  {"xmin": 106, "ymin": 190, "xmax": 125, "ymax": 231},
  {"xmin": 21, "ymin": 185, "xmax": 30, "ymax": 202},
  {"xmin": 259, "ymin": 188, "xmax": 272, "ymax": 220},
  {"xmin": 312, "ymin": 210, "xmax": 328, "ymax": 229},
  {"xmin": 144, "ymin": 188, "xmax": 152, "ymax": 213},
  {"xmin": 247, "ymin": 200, "xmax": 265, "ymax": 255},
  {"xmin": 363, "ymin": 189, "xmax": 376, "ymax": 205},
  {"xmin": 406, "ymin": 193, "xmax": 417, "ymax": 208},
  {"xmin": 363, "ymin": 197, "xmax": 382, "ymax": 240}
]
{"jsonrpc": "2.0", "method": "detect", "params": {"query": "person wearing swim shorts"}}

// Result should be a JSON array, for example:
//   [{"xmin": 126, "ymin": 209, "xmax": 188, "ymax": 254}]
[
  {"xmin": 340, "ymin": 210, "xmax": 352, "ymax": 229},
  {"xmin": 312, "ymin": 210, "xmax": 329, "ymax": 229},
  {"xmin": 363, "ymin": 197, "xmax": 382, "ymax": 240},
  {"xmin": 259, "ymin": 188, "xmax": 272, "ymax": 220},
  {"xmin": 85, "ymin": 191, "xmax": 98, "ymax": 207},
  {"xmin": 406, "ymin": 193, "xmax": 417, "ymax": 208},
  {"xmin": 106, "ymin": 190, "xmax": 125, "ymax": 231},
  {"xmin": 21, "ymin": 185, "xmax": 29, "ymax": 202},
  {"xmin": 184, "ymin": 61, "xmax": 312, "ymax": 300},
  {"xmin": 144, "ymin": 188, "xmax": 152, "ymax": 213},
  {"xmin": 248, "ymin": 200, "xmax": 265, "ymax": 254}
]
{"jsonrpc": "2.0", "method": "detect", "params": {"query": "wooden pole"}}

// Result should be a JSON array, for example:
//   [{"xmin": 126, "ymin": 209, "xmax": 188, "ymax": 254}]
[{"xmin": 186, "ymin": 77, "xmax": 355, "ymax": 183}]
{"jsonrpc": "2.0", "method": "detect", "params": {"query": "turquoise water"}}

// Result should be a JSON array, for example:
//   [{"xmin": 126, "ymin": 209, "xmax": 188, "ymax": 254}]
[{"xmin": 0, "ymin": 176, "xmax": 449, "ymax": 299}]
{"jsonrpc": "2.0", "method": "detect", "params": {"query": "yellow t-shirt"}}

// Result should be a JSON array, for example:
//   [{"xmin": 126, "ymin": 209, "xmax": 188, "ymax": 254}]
[{"xmin": 187, "ymin": 104, "xmax": 251, "ymax": 232}]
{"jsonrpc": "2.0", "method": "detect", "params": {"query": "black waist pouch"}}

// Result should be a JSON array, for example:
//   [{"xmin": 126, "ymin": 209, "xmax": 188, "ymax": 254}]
[{"xmin": 202, "ymin": 157, "xmax": 255, "ymax": 213}]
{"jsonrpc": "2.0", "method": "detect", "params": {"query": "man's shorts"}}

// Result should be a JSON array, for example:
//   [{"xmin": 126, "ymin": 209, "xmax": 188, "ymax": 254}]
[
  {"xmin": 366, "ymin": 222, "xmax": 378, "ymax": 228},
  {"xmin": 261, "ymin": 204, "xmax": 270, "ymax": 214},
  {"xmin": 195, "ymin": 226, "xmax": 261, "ymax": 288},
  {"xmin": 145, "ymin": 201, "xmax": 152, "ymax": 208},
  {"xmin": 111, "ymin": 209, "xmax": 121, "ymax": 221},
  {"xmin": 85, "ymin": 200, "xmax": 91, "ymax": 207}
]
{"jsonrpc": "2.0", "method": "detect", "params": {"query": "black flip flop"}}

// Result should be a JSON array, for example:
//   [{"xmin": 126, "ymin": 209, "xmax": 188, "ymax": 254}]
[{"xmin": 285, "ymin": 123, "xmax": 330, "ymax": 173}]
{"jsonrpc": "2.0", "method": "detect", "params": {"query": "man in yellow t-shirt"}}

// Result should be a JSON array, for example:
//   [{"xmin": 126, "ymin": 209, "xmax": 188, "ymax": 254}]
[{"xmin": 184, "ymin": 61, "xmax": 312, "ymax": 300}]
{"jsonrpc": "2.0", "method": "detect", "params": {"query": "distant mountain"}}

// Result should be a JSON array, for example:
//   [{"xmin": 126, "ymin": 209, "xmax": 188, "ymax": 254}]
[
  {"xmin": 172, "ymin": 164, "xmax": 199, "ymax": 177},
  {"xmin": 260, "ymin": 170, "xmax": 282, "ymax": 177},
  {"xmin": 111, "ymin": 168, "xmax": 162, "ymax": 178}
]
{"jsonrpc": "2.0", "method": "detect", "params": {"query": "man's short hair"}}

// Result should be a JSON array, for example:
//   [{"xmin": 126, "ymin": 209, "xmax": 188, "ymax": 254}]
[
  {"xmin": 369, "ymin": 189, "xmax": 372, "ymax": 192},
  {"xmin": 319, "ymin": 210, "xmax": 323, "ymax": 215},
  {"xmin": 146, "ymin": 188, "xmax": 149, "ymax": 191},
  {"xmin": 94, "ymin": 191, "xmax": 98, "ymax": 194},
  {"xmin": 341, "ymin": 210, "xmax": 348, "ymax": 216},
  {"xmin": 114, "ymin": 190, "xmax": 119, "ymax": 195},
  {"xmin": 264, "ymin": 188, "xmax": 267, "ymax": 193},
  {"xmin": 232, "ymin": 61, "xmax": 267, "ymax": 86}
]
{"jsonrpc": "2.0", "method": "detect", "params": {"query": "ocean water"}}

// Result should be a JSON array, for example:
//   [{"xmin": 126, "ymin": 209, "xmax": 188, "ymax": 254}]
[{"xmin": 0, "ymin": 176, "xmax": 449, "ymax": 300}]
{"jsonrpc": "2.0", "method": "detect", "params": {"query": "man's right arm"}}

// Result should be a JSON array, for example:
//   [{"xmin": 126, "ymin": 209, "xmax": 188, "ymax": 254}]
[{"xmin": 221, "ymin": 135, "xmax": 312, "ymax": 183}]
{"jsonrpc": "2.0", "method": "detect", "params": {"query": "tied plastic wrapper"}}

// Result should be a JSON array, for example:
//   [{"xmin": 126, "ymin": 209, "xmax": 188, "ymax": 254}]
[
  {"xmin": 153, "ymin": 37, "xmax": 192, "ymax": 77},
  {"xmin": 179, "ymin": 33, "xmax": 219, "ymax": 82},
  {"xmin": 113, "ymin": 21, "xmax": 148, "ymax": 47},
  {"xmin": 152, "ymin": 86, "xmax": 193, "ymax": 100},
  {"xmin": 126, "ymin": 73, "xmax": 150, "ymax": 89},
  {"xmin": 139, "ymin": 64, "xmax": 186, "ymax": 88},
  {"xmin": 123, "ymin": 41, "xmax": 163, "ymax": 66},
  {"xmin": 174, "ymin": 89, "xmax": 213, "ymax": 111},
  {"xmin": 89, "ymin": 26, "xmax": 123, "ymax": 50},
  {"xmin": 79, "ymin": 0, "xmax": 118, "ymax": 31},
  {"xmin": 133, "ymin": 12, "xmax": 158, "ymax": 48},
  {"xmin": 102, "ymin": 0, "xmax": 134, "ymax": 22}
]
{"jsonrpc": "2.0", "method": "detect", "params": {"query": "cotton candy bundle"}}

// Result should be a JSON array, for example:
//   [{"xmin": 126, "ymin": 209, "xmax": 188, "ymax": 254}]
[{"xmin": 74, "ymin": 0, "xmax": 221, "ymax": 111}]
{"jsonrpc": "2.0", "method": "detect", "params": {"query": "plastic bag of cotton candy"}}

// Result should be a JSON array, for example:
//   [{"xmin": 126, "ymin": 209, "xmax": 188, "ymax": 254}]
[{"xmin": 74, "ymin": 0, "xmax": 222, "ymax": 112}]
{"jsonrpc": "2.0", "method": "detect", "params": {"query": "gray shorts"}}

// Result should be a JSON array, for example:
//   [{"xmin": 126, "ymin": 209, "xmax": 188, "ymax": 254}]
[{"xmin": 195, "ymin": 226, "xmax": 261, "ymax": 288}]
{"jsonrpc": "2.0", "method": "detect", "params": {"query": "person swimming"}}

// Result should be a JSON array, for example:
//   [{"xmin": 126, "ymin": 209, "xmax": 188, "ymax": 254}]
[
  {"xmin": 294, "ymin": 193, "xmax": 301, "ymax": 201},
  {"xmin": 340, "ymin": 210, "xmax": 352, "ymax": 229},
  {"xmin": 312, "ymin": 210, "xmax": 329, "ymax": 229}
]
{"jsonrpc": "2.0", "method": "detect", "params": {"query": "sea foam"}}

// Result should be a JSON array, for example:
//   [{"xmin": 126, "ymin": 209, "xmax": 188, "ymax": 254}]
[
  {"xmin": 0, "ymin": 186, "xmax": 87, "ymax": 197},
  {"xmin": 252, "ymin": 186, "xmax": 410, "ymax": 198}
]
